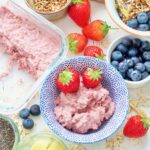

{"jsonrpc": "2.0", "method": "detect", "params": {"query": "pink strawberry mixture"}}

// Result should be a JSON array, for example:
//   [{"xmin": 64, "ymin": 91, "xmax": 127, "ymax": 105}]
[
  {"xmin": 0, "ymin": 7, "xmax": 60, "ymax": 79},
  {"xmin": 54, "ymin": 77, "xmax": 115, "ymax": 134}
]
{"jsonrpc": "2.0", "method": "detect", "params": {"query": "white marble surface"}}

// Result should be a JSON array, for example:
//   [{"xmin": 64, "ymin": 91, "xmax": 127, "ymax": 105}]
[{"xmin": 1, "ymin": 0, "xmax": 150, "ymax": 150}]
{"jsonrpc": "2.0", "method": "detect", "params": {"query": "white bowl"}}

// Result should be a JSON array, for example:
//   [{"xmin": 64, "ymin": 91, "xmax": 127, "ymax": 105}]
[
  {"xmin": 105, "ymin": 0, "xmax": 150, "ymax": 37},
  {"xmin": 106, "ymin": 35, "xmax": 150, "ymax": 89}
]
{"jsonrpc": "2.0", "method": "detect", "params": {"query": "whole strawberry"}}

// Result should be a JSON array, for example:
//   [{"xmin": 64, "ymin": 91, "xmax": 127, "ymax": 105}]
[
  {"xmin": 57, "ymin": 69, "xmax": 80, "ymax": 93},
  {"xmin": 84, "ymin": 46, "xmax": 105, "ymax": 59},
  {"xmin": 67, "ymin": 33, "xmax": 88, "ymax": 53},
  {"xmin": 82, "ymin": 68, "xmax": 102, "ymax": 88},
  {"xmin": 68, "ymin": 0, "xmax": 90, "ymax": 27},
  {"xmin": 123, "ymin": 115, "xmax": 149, "ymax": 138},
  {"xmin": 82, "ymin": 20, "xmax": 110, "ymax": 41}
]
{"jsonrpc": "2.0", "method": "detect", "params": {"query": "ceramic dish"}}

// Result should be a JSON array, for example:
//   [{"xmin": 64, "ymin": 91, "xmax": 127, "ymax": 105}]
[
  {"xmin": 0, "ymin": 114, "xmax": 20, "ymax": 150},
  {"xmin": 17, "ymin": 132, "xmax": 68, "ymax": 150},
  {"xmin": 0, "ymin": 0, "xmax": 67, "ymax": 114},
  {"xmin": 106, "ymin": 35, "xmax": 150, "ymax": 88},
  {"xmin": 26, "ymin": 0, "xmax": 71, "ymax": 21},
  {"xmin": 105, "ymin": 0, "xmax": 150, "ymax": 37},
  {"xmin": 40, "ymin": 56, "xmax": 129, "ymax": 144}
]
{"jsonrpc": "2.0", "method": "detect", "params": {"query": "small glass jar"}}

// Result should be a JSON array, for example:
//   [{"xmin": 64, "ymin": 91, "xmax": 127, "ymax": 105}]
[{"xmin": 0, "ymin": 114, "xmax": 20, "ymax": 150}]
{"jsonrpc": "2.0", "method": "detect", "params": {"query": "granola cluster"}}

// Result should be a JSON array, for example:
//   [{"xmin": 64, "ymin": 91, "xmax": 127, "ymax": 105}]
[
  {"xmin": 116, "ymin": 0, "xmax": 150, "ymax": 23},
  {"xmin": 29, "ymin": 0, "xmax": 68, "ymax": 13}
]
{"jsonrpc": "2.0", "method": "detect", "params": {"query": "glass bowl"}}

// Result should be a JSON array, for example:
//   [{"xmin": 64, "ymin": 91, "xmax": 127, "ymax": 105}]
[
  {"xmin": 17, "ymin": 132, "xmax": 68, "ymax": 150},
  {"xmin": 0, "ymin": 114, "xmax": 20, "ymax": 150},
  {"xmin": 0, "ymin": 0, "xmax": 67, "ymax": 114}
]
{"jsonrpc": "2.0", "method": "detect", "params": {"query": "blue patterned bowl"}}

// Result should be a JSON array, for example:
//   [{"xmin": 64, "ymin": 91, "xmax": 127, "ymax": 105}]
[{"xmin": 40, "ymin": 56, "xmax": 129, "ymax": 144}]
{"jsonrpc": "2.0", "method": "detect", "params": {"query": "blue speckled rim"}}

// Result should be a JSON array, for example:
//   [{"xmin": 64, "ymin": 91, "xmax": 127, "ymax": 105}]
[{"xmin": 40, "ymin": 56, "xmax": 130, "ymax": 144}]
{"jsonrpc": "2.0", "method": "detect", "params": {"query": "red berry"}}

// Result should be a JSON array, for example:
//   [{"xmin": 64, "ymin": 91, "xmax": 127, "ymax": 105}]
[
  {"xmin": 84, "ymin": 45, "xmax": 105, "ymax": 59},
  {"xmin": 67, "ymin": 33, "xmax": 88, "ymax": 53},
  {"xmin": 57, "ymin": 69, "xmax": 80, "ymax": 93},
  {"xmin": 82, "ymin": 68, "xmax": 102, "ymax": 88},
  {"xmin": 68, "ymin": 0, "xmax": 90, "ymax": 27},
  {"xmin": 82, "ymin": 20, "xmax": 110, "ymax": 41},
  {"xmin": 123, "ymin": 115, "xmax": 149, "ymax": 138}
]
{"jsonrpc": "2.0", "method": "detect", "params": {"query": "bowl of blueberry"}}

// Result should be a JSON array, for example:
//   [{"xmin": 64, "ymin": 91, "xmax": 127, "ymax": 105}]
[
  {"xmin": 107, "ymin": 35, "xmax": 150, "ymax": 88},
  {"xmin": 105, "ymin": 0, "xmax": 150, "ymax": 37}
]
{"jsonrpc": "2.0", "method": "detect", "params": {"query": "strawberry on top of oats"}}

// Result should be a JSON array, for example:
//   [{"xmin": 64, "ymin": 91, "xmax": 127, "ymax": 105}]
[
  {"xmin": 82, "ymin": 68, "xmax": 103, "ymax": 88},
  {"xmin": 56, "ymin": 68, "xmax": 80, "ymax": 93}
]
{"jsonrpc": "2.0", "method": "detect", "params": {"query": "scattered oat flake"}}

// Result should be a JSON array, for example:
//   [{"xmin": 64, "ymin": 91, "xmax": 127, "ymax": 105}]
[{"xmin": 70, "ymin": 144, "xmax": 86, "ymax": 150}]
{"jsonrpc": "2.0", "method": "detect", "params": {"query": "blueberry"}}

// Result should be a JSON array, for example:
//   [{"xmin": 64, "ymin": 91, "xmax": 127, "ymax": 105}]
[
  {"xmin": 128, "ymin": 48, "xmax": 138, "ymax": 57},
  {"xmin": 120, "ymin": 72, "xmax": 126, "ymax": 78},
  {"xmin": 138, "ymin": 56, "xmax": 143, "ymax": 62},
  {"xmin": 126, "ymin": 59, "xmax": 134, "ymax": 68},
  {"xmin": 135, "ymin": 63, "xmax": 145, "ymax": 72},
  {"xmin": 111, "ymin": 61, "xmax": 119, "ymax": 69},
  {"xmin": 132, "ymin": 38, "xmax": 142, "ymax": 48},
  {"xmin": 137, "ymin": 12, "xmax": 149, "ymax": 24},
  {"xmin": 23, "ymin": 118, "xmax": 34, "ymax": 129},
  {"xmin": 30, "ymin": 104, "xmax": 41, "ymax": 116},
  {"xmin": 144, "ymin": 61, "xmax": 150, "ymax": 72},
  {"xmin": 116, "ymin": 44, "xmax": 128, "ymax": 54},
  {"xmin": 127, "ymin": 68, "xmax": 134, "ymax": 78},
  {"xmin": 127, "ymin": 19, "xmax": 138, "ymax": 28},
  {"xmin": 147, "ymin": 11, "xmax": 150, "ymax": 19},
  {"xmin": 111, "ymin": 51, "xmax": 123, "ymax": 61},
  {"xmin": 19, "ymin": 108, "xmax": 30, "ymax": 119},
  {"xmin": 130, "ymin": 70, "xmax": 142, "ymax": 81},
  {"xmin": 121, "ymin": 38, "xmax": 132, "ymax": 47},
  {"xmin": 142, "ymin": 71, "xmax": 149, "ymax": 79},
  {"xmin": 118, "ymin": 62, "xmax": 128, "ymax": 73},
  {"xmin": 139, "ymin": 24, "xmax": 149, "ymax": 31},
  {"xmin": 131, "ymin": 57, "xmax": 140, "ymax": 64},
  {"xmin": 143, "ymin": 52, "xmax": 150, "ymax": 61},
  {"xmin": 141, "ymin": 41, "xmax": 150, "ymax": 51}
]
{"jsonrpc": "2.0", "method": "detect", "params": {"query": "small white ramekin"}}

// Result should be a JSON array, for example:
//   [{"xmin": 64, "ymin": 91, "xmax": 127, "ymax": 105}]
[
  {"xmin": 105, "ymin": 0, "xmax": 150, "ymax": 38},
  {"xmin": 106, "ymin": 35, "xmax": 150, "ymax": 89}
]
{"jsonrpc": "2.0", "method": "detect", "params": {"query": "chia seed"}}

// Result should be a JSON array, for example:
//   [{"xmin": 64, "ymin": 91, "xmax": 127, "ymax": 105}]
[{"xmin": 0, "ymin": 118, "xmax": 15, "ymax": 150}]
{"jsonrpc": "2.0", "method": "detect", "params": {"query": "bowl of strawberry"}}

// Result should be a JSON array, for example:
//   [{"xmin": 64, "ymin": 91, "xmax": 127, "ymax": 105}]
[
  {"xmin": 107, "ymin": 35, "xmax": 150, "ymax": 88},
  {"xmin": 40, "ymin": 56, "xmax": 129, "ymax": 144}
]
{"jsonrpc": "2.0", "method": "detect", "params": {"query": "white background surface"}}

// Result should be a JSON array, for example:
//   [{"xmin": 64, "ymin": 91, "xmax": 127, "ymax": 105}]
[{"xmin": 1, "ymin": 0, "xmax": 150, "ymax": 149}]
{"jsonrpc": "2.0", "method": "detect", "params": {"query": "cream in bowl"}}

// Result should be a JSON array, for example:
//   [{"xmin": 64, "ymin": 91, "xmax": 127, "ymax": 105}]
[
  {"xmin": 106, "ymin": 35, "xmax": 150, "ymax": 88},
  {"xmin": 105, "ymin": 0, "xmax": 150, "ymax": 37},
  {"xmin": 26, "ymin": 0, "xmax": 71, "ymax": 20}
]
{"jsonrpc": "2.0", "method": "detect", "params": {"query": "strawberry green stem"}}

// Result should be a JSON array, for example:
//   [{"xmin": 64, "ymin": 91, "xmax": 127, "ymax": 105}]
[
  {"xmin": 71, "ymin": 0, "xmax": 84, "ymax": 5},
  {"xmin": 59, "ymin": 69, "xmax": 73, "ymax": 85},
  {"xmin": 87, "ymin": 68, "xmax": 102, "ymax": 80},
  {"xmin": 68, "ymin": 37, "xmax": 77, "ymax": 52}
]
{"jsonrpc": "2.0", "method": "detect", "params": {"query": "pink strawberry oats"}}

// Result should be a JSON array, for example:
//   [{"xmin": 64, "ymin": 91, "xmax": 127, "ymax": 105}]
[
  {"xmin": 54, "ymin": 78, "xmax": 115, "ymax": 134},
  {"xmin": 0, "ymin": 7, "xmax": 60, "ymax": 79}
]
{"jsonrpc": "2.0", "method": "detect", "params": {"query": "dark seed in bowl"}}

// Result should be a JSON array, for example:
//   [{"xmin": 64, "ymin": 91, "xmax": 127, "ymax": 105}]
[{"xmin": 0, "ymin": 118, "xmax": 15, "ymax": 150}]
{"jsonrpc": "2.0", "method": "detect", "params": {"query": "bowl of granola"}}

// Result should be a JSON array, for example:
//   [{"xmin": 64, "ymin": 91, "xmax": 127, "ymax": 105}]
[
  {"xmin": 105, "ymin": 0, "xmax": 150, "ymax": 37},
  {"xmin": 26, "ymin": 0, "xmax": 71, "ymax": 20}
]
